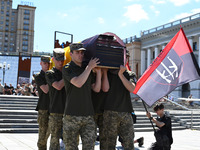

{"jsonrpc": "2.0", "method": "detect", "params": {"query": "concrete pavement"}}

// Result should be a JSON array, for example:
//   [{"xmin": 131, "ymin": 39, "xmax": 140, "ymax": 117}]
[{"xmin": 0, "ymin": 129, "xmax": 199, "ymax": 150}]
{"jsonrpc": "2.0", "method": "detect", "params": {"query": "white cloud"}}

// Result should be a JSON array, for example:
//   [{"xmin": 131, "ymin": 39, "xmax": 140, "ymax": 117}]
[
  {"xmin": 169, "ymin": 0, "xmax": 190, "ymax": 6},
  {"xmin": 57, "ymin": 12, "xmax": 68, "ymax": 18},
  {"xmin": 124, "ymin": 4, "xmax": 149, "ymax": 23},
  {"xmin": 98, "ymin": 17, "xmax": 105, "ymax": 24},
  {"xmin": 151, "ymin": 0, "xmax": 166, "ymax": 4},
  {"xmin": 195, "ymin": 0, "xmax": 200, "ymax": 2},
  {"xmin": 169, "ymin": 8, "xmax": 200, "ymax": 21},
  {"xmin": 150, "ymin": 5, "xmax": 160, "ymax": 16},
  {"xmin": 121, "ymin": 22, "xmax": 127, "ymax": 27}
]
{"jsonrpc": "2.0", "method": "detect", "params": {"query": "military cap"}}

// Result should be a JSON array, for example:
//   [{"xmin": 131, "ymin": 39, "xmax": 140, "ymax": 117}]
[
  {"xmin": 53, "ymin": 48, "xmax": 65, "ymax": 61},
  {"xmin": 70, "ymin": 43, "xmax": 86, "ymax": 52},
  {"xmin": 41, "ymin": 55, "xmax": 51, "ymax": 63}
]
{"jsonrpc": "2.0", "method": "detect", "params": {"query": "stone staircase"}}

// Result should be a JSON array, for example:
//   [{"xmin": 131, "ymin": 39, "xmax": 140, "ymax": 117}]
[
  {"xmin": 0, "ymin": 95, "xmax": 38, "ymax": 133},
  {"xmin": 0, "ymin": 95, "xmax": 199, "ymax": 133},
  {"xmin": 132, "ymin": 100, "xmax": 200, "ymax": 132}
]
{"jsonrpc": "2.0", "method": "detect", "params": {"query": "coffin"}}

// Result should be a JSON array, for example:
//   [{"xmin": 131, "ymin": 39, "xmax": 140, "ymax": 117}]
[{"xmin": 82, "ymin": 32, "xmax": 126, "ymax": 69}]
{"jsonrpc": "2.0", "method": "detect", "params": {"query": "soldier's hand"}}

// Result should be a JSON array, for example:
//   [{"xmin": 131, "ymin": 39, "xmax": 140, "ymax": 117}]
[
  {"xmin": 118, "ymin": 65, "xmax": 126, "ymax": 74},
  {"xmin": 146, "ymin": 112, "xmax": 152, "ymax": 118},
  {"xmin": 88, "ymin": 58, "xmax": 100, "ymax": 70}
]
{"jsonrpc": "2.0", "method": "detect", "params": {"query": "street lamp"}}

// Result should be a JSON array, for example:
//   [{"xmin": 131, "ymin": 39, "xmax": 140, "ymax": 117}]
[{"xmin": 0, "ymin": 62, "xmax": 10, "ymax": 85}]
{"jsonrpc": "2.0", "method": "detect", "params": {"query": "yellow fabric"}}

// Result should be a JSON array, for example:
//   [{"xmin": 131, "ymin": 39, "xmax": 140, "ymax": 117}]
[{"xmin": 49, "ymin": 46, "xmax": 71, "ymax": 69}]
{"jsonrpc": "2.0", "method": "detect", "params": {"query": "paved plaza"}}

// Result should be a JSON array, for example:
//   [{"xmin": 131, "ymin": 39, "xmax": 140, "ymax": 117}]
[{"xmin": 0, "ymin": 129, "xmax": 199, "ymax": 150}]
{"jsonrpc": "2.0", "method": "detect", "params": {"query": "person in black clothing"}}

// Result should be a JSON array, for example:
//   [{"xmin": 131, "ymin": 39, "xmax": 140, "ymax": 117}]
[
  {"xmin": 147, "ymin": 103, "xmax": 173, "ymax": 150},
  {"xmin": 35, "ymin": 55, "xmax": 51, "ymax": 150}
]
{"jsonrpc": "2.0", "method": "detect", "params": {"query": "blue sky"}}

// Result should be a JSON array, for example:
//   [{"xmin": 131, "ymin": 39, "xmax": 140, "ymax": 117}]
[{"xmin": 13, "ymin": 0, "xmax": 200, "ymax": 53}]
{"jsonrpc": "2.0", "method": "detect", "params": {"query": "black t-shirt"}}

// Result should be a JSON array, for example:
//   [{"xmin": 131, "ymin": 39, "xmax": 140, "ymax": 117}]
[
  {"xmin": 35, "ymin": 70, "xmax": 50, "ymax": 111},
  {"xmin": 92, "ymin": 90, "xmax": 107, "ymax": 114},
  {"xmin": 45, "ymin": 67, "xmax": 66, "ymax": 114},
  {"xmin": 62, "ymin": 61, "xmax": 94, "ymax": 116},
  {"xmin": 104, "ymin": 70, "xmax": 136, "ymax": 113},
  {"xmin": 157, "ymin": 114, "xmax": 173, "ymax": 145}
]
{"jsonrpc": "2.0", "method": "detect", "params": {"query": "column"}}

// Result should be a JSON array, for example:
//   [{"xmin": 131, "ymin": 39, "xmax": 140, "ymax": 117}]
[
  {"xmin": 188, "ymin": 37, "xmax": 193, "ymax": 51},
  {"xmin": 147, "ymin": 48, "xmax": 151, "ymax": 67},
  {"xmin": 199, "ymin": 35, "xmax": 200, "ymax": 66},
  {"xmin": 154, "ymin": 46, "xmax": 159, "ymax": 59},
  {"xmin": 141, "ymin": 49, "xmax": 146, "ymax": 75}
]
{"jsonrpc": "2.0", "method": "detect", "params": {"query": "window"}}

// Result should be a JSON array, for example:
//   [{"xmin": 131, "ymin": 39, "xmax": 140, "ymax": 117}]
[
  {"xmin": 7, "ymin": 1, "xmax": 10, "ymax": 5},
  {"xmin": 6, "ymin": 12, "xmax": 9, "ymax": 16},
  {"xmin": 5, "ymin": 27, "xmax": 8, "ymax": 31},
  {"xmin": 23, "ymin": 31, "xmax": 29, "ymax": 35},
  {"xmin": 10, "ymin": 47, "xmax": 13, "ymax": 51},
  {"xmin": 5, "ymin": 32, "xmax": 8, "ymax": 36},
  {"xmin": 22, "ymin": 46, "xmax": 28, "ymax": 51},
  {"xmin": 5, "ymin": 22, "xmax": 9, "ymax": 26},
  {"xmin": 0, "ymin": 42, "xmax": 2, "ymax": 45},
  {"xmin": 23, "ymin": 41, "xmax": 28, "ymax": 46},
  {"xmin": 0, "ymin": 32, "xmax": 2, "ymax": 35},
  {"xmin": 1, "ymin": 16, "xmax": 3, "ymax": 20},
  {"xmin": 6, "ymin": 17, "xmax": 9, "ymax": 21},
  {"xmin": 1, "ymin": 1, "xmax": 4, "ymax": 5},
  {"xmin": 11, "ymin": 27, "xmax": 14, "ymax": 31},
  {"xmin": 10, "ymin": 37, "xmax": 13, "ymax": 41},
  {"xmin": 1, "ymin": 6, "xmax": 4, "ymax": 9},
  {"xmin": 7, "ymin": 6, "xmax": 10, "ymax": 10},
  {"xmin": 193, "ymin": 42, "xmax": 197, "ymax": 51},
  {"xmin": 11, "ymin": 22, "xmax": 14, "ymax": 26},
  {"xmin": 24, "ymin": 20, "xmax": 29, "ymax": 25},
  {"xmin": 4, "ymin": 43, "xmax": 8, "ymax": 47},
  {"xmin": 24, "ymin": 15, "xmax": 30, "ymax": 20},
  {"xmin": 10, "ymin": 33, "xmax": 14, "ymax": 36},
  {"xmin": 23, "ymin": 36, "xmax": 28, "ymax": 40},
  {"xmin": 24, "ymin": 10, "xmax": 30, "ymax": 14},
  {"xmin": 1, "ymin": 11, "xmax": 4, "ymax": 14},
  {"xmin": 0, "ymin": 26, "xmax": 3, "ymax": 30},
  {"xmin": 4, "ymin": 47, "xmax": 8, "ymax": 51},
  {"xmin": 11, "ymin": 17, "xmax": 14, "ymax": 21},
  {"xmin": 0, "ymin": 21, "xmax": 3, "ymax": 24},
  {"xmin": 12, "ymin": 12, "xmax": 15, "ymax": 16},
  {"xmin": 23, "ymin": 25, "xmax": 29, "ymax": 30}
]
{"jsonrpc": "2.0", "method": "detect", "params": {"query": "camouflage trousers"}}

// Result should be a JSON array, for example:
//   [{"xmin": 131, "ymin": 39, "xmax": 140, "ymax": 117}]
[
  {"xmin": 103, "ymin": 110, "xmax": 134, "ymax": 150},
  {"xmin": 94, "ymin": 113, "xmax": 106, "ymax": 150},
  {"xmin": 63, "ymin": 115, "xmax": 96, "ymax": 150},
  {"xmin": 37, "ymin": 110, "xmax": 50, "ymax": 150},
  {"xmin": 49, "ymin": 113, "xmax": 63, "ymax": 150}
]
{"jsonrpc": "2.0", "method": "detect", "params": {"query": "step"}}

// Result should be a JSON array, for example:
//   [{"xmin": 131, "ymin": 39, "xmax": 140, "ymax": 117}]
[
  {"xmin": 0, "ymin": 123, "xmax": 38, "ymax": 128},
  {"xmin": 0, "ymin": 128, "xmax": 38, "ymax": 133},
  {"xmin": 0, "ymin": 119, "xmax": 37, "ymax": 123},
  {"xmin": 0, "ymin": 114, "xmax": 37, "ymax": 119},
  {"xmin": 0, "ymin": 107, "xmax": 36, "ymax": 110}
]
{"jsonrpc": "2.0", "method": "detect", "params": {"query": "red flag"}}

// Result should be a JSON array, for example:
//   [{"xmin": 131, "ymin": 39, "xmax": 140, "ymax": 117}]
[
  {"xmin": 133, "ymin": 28, "xmax": 200, "ymax": 106},
  {"xmin": 126, "ymin": 62, "xmax": 131, "ymax": 71}
]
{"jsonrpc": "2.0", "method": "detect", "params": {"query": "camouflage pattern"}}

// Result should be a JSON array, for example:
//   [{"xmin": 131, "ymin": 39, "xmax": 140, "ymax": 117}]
[
  {"xmin": 37, "ymin": 110, "xmax": 50, "ymax": 150},
  {"xmin": 63, "ymin": 115, "xmax": 96, "ymax": 150},
  {"xmin": 103, "ymin": 110, "xmax": 134, "ymax": 150},
  {"xmin": 49, "ymin": 113, "xmax": 63, "ymax": 150},
  {"xmin": 94, "ymin": 113, "xmax": 106, "ymax": 150}
]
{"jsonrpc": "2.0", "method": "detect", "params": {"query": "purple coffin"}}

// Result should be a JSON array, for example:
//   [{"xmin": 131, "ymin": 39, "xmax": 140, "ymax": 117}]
[{"xmin": 81, "ymin": 32, "xmax": 126, "ymax": 69}]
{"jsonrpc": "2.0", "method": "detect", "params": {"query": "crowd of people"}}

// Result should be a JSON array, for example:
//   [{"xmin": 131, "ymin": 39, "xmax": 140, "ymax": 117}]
[{"xmin": 0, "ymin": 82, "xmax": 37, "ymax": 96}]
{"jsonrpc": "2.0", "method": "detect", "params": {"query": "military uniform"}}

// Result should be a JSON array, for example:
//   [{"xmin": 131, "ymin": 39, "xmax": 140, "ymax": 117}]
[
  {"xmin": 92, "ymin": 90, "xmax": 107, "ymax": 150},
  {"xmin": 35, "ymin": 55, "xmax": 51, "ymax": 150},
  {"xmin": 45, "ymin": 49, "xmax": 66, "ymax": 150},
  {"xmin": 103, "ymin": 70, "xmax": 137, "ymax": 150},
  {"xmin": 62, "ymin": 43, "xmax": 96, "ymax": 150}
]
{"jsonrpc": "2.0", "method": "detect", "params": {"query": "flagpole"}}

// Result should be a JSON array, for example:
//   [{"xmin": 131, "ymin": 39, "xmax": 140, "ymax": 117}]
[{"xmin": 142, "ymin": 100, "xmax": 156, "ymax": 132}]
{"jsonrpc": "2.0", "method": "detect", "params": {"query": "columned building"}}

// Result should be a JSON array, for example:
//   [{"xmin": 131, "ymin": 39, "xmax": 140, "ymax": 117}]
[
  {"xmin": 125, "ymin": 12, "xmax": 200, "ymax": 99},
  {"xmin": 0, "ymin": 0, "xmax": 36, "ymax": 54}
]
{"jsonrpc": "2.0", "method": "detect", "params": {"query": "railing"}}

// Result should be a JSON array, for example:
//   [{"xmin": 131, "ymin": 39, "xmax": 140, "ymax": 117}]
[
  {"xmin": 142, "ymin": 12, "xmax": 200, "ymax": 36},
  {"xmin": 163, "ymin": 97, "xmax": 196, "ymax": 129},
  {"xmin": 123, "ymin": 12, "xmax": 200, "ymax": 44}
]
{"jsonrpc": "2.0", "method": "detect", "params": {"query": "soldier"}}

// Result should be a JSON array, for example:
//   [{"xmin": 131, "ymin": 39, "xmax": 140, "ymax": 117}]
[
  {"xmin": 35, "ymin": 55, "xmax": 51, "ymax": 150},
  {"xmin": 62, "ymin": 43, "xmax": 101, "ymax": 150},
  {"xmin": 92, "ymin": 68, "xmax": 109, "ymax": 150},
  {"xmin": 45, "ymin": 48, "xmax": 66, "ymax": 150},
  {"xmin": 102, "ymin": 50, "xmax": 137, "ymax": 150}
]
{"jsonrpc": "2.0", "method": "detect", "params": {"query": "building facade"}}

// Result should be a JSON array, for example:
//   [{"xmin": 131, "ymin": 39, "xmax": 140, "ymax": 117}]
[
  {"xmin": 125, "ymin": 12, "xmax": 200, "ymax": 99},
  {"xmin": 0, "ymin": 0, "xmax": 36, "ymax": 54}
]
